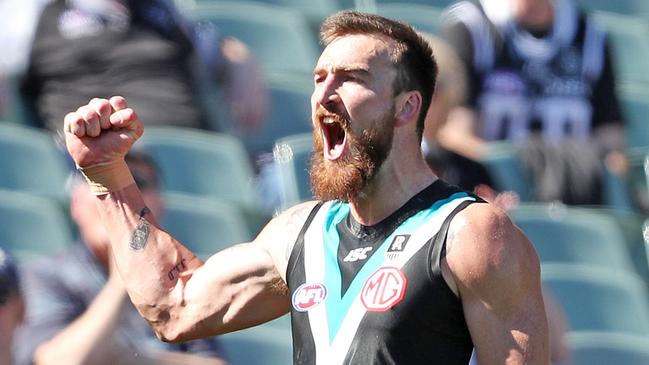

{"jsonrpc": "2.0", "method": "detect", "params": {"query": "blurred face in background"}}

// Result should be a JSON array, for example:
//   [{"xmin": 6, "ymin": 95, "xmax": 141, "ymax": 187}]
[
  {"xmin": 71, "ymin": 158, "xmax": 163, "ymax": 267},
  {"xmin": 508, "ymin": 0, "xmax": 554, "ymax": 28},
  {"xmin": 422, "ymin": 35, "xmax": 467, "ymax": 147}
]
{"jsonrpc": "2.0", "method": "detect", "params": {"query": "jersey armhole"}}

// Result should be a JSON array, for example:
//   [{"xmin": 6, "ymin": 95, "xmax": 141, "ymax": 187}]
[{"xmin": 285, "ymin": 202, "xmax": 324, "ymax": 281}]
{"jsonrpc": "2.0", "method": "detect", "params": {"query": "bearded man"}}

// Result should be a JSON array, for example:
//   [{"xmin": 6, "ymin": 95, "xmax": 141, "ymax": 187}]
[{"xmin": 63, "ymin": 11, "xmax": 549, "ymax": 365}]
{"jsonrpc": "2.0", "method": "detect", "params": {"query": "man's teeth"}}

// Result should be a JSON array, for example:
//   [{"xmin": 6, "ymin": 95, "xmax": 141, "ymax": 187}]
[{"xmin": 323, "ymin": 117, "xmax": 336, "ymax": 124}]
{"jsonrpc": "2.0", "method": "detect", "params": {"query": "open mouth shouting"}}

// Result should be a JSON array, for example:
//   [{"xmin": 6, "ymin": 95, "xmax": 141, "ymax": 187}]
[{"xmin": 320, "ymin": 114, "xmax": 348, "ymax": 161}]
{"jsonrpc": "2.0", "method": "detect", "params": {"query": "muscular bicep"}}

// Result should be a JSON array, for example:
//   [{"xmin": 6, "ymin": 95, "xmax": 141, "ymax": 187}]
[
  {"xmin": 445, "ymin": 205, "xmax": 549, "ymax": 364},
  {"xmin": 179, "ymin": 242, "xmax": 290, "ymax": 339},
  {"xmin": 170, "ymin": 201, "xmax": 319, "ymax": 340}
]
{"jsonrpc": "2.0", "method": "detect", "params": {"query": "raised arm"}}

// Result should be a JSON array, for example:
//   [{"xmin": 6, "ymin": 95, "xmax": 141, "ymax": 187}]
[
  {"xmin": 63, "ymin": 96, "xmax": 310, "ymax": 343},
  {"xmin": 443, "ymin": 204, "xmax": 549, "ymax": 364}
]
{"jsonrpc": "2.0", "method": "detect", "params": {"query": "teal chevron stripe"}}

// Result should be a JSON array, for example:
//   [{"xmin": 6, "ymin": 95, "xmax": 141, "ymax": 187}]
[{"xmin": 322, "ymin": 192, "xmax": 473, "ymax": 344}]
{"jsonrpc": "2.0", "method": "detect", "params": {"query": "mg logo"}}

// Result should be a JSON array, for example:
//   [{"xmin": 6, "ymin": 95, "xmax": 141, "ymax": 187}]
[
  {"xmin": 292, "ymin": 283, "xmax": 327, "ymax": 312},
  {"xmin": 361, "ymin": 267, "xmax": 407, "ymax": 312}
]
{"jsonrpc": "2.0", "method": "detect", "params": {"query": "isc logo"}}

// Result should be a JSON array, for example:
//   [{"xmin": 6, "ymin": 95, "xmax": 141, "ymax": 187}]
[
  {"xmin": 292, "ymin": 283, "xmax": 328, "ymax": 312},
  {"xmin": 361, "ymin": 267, "xmax": 407, "ymax": 312},
  {"xmin": 343, "ymin": 247, "xmax": 373, "ymax": 262}
]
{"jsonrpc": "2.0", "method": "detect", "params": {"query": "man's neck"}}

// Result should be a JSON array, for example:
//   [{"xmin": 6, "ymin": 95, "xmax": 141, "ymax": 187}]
[{"xmin": 348, "ymin": 149, "xmax": 437, "ymax": 226}]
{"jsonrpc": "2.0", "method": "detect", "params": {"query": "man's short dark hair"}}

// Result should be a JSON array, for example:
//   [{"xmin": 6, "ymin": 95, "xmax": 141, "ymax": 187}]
[{"xmin": 320, "ymin": 11, "xmax": 438, "ymax": 140}]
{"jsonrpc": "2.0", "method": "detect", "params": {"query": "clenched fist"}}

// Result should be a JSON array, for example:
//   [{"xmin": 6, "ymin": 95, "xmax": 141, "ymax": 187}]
[{"xmin": 64, "ymin": 96, "xmax": 143, "ymax": 169}]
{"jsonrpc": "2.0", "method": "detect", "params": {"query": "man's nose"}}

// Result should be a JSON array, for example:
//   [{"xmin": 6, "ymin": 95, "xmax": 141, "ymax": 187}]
[{"xmin": 312, "ymin": 75, "xmax": 341, "ymax": 111}]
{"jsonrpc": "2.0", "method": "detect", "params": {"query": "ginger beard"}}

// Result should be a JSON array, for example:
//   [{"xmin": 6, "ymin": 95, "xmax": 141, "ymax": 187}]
[{"xmin": 310, "ymin": 106, "xmax": 395, "ymax": 203}]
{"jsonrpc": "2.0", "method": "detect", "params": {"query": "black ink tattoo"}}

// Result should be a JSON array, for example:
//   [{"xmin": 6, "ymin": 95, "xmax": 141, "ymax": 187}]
[
  {"xmin": 130, "ymin": 207, "xmax": 151, "ymax": 251},
  {"xmin": 167, "ymin": 258, "xmax": 188, "ymax": 281}
]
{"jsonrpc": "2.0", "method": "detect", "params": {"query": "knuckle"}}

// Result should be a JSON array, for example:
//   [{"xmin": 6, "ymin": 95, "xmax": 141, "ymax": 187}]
[
  {"xmin": 77, "ymin": 106, "xmax": 96, "ymax": 120},
  {"xmin": 123, "ymin": 108, "xmax": 135, "ymax": 118},
  {"xmin": 64, "ymin": 112, "xmax": 80, "ymax": 123},
  {"xmin": 90, "ymin": 98, "xmax": 111, "ymax": 111}
]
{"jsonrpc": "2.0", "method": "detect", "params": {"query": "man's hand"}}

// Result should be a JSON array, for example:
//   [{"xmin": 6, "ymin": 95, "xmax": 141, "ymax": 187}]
[{"xmin": 64, "ymin": 96, "xmax": 143, "ymax": 168}]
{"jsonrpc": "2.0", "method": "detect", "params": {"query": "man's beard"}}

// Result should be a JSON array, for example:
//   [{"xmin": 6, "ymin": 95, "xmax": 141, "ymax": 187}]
[{"xmin": 310, "ymin": 108, "xmax": 395, "ymax": 203}]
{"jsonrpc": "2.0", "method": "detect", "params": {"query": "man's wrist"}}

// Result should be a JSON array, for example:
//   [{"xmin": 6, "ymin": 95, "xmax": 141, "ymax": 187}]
[{"xmin": 77, "ymin": 160, "xmax": 135, "ymax": 195}]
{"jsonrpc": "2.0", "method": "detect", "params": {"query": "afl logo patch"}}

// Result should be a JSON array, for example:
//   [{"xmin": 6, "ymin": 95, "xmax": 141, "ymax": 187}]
[
  {"xmin": 361, "ymin": 267, "xmax": 407, "ymax": 312},
  {"xmin": 292, "ymin": 283, "xmax": 327, "ymax": 312}
]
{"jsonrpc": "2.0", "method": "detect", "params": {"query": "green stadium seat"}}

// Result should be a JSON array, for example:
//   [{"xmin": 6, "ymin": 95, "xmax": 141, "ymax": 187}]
[
  {"xmin": 0, "ymin": 124, "xmax": 70, "ymax": 203},
  {"xmin": 187, "ymin": 1, "xmax": 320, "ymax": 74},
  {"xmin": 587, "ymin": 207, "xmax": 649, "ymax": 282},
  {"xmin": 591, "ymin": 12, "xmax": 649, "ymax": 84},
  {"xmin": 542, "ymin": 264, "xmax": 649, "ymax": 335},
  {"xmin": 218, "ymin": 322, "xmax": 293, "ymax": 365},
  {"xmin": 134, "ymin": 126, "xmax": 259, "ymax": 210},
  {"xmin": 0, "ymin": 189, "xmax": 73, "ymax": 263},
  {"xmin": 374, "ymin": 3, "xmax": 446, "ymax": 35},
  {"xmin": 576, "ymin": 0, "xmax": 649, "ymax": 16},
  {"xmin": 373, "ymin": 0, "xmax": 460, "ymax": 7},
  {"xmin": 160, "ymin": 193, "xmax": 253, "ymax": 260},
  {"xmin": 616, "ymin": 84, "xmax": 649, "ymax": 150},
  {"xmin": 510, "ymin": 204, "xmax": 635, "ymax": 272},
  {"xmin": 273, "ymin": 133, "xmax": 314, "ymax": 208},
  {"xmin": 476, "ymin": 141, "xmax": 531, "ymax": 200},
  {"xmin": 568, "ymin": 331, "xmax": 649, "ymax": 365},
  {"xmin": 601, "ymin": 164, "xmax": 635, "ymax": 212},
  {"xmin": 1, "ymin": 74, "xmax": 38, "ymax": 127},
  {"xmin": 625, "ymin": 147, "xmax": 649, "ymax": 212},
  {"xmin": 232, "ymin": 72, "xmax": 314, "ymax": 159},
  {"xmin": 209, "ymin": 0, "xmax": 342, "ymax": 27}
]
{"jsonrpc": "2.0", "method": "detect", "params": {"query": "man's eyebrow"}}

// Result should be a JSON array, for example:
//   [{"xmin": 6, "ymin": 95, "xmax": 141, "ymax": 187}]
[{"xmin": 313, "ymin": 64, "xmax": 370, "ymax": 75}]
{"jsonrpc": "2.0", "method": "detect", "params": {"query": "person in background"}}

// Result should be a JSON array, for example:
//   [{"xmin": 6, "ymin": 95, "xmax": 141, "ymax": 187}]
[
  {"xmin": 0, "ymin": 247, "xmax": 25, "ymax": 365},
  {"xmin": 12, "ymin": 152, "xmax": 227, "ymax": 365},
  {"xmin": 443, "ymin": 0, "xmax": 626, "ymax": 205},
  {"xmin": 424, "ymin": 35, "xmax": 570, "ymax": 365},
  {"xmin": 422, "ymin": 33, "xmax": 519, "ymax": 211},
  {"xmin": 21, "ymin": 0, "xmax": 267, "ymax": 134}
]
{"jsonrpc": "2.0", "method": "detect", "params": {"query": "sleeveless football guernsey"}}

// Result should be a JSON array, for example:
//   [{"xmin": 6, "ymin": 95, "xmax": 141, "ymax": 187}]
[{"xmin": 286, "ymin": 180, "xmax": 480, "ymax": 364}]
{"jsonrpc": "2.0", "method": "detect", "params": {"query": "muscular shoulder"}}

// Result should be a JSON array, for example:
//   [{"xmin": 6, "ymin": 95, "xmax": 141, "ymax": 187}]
[
  {"xmin": 253, "ymin": 201, "xmax": 320, "ymax": 280},
  {"xmin": 445, "ymin": 203, "xmax": 541, "ymax": 302}
]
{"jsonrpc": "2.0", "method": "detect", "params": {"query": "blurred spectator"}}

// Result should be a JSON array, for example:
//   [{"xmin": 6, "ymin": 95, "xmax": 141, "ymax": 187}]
[
  {"xmin": 443, "ymin": 0, "xmax": 626, "ymax": 205},
  {"xmin": 13, "ymin": 152, "xmax": 227, "ymax": 365},
  {"xmin": 21, "ymin": 0, "xmax": 267, "ymax": 134},
  {"xmin": 0, "ymin": 247, "xmax": 25, "ymax": 365},
  {"xmin": 0, "ymin": 0, "xmax": 48, "ymax": 75},
  {"xmin": 422, "ymin": 33, "xmax": 519, "ymax": 211}
]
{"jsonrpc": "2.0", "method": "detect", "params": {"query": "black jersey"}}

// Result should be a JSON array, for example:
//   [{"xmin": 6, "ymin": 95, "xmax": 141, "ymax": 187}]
[
  {"xmin": 286, "ymin": 180, "xmax": 480, "ymax": 364},
  {"xmin": 23, "ymin": 0, "xmax": 208, "ymax": 132},
  {"xmin": 444, "ymin": 0, "xmax": 622, "ymax": 143}
]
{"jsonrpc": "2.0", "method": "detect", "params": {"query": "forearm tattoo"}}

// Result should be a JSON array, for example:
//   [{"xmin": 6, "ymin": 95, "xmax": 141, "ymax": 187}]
[
  {"xmin": 167, "ymin": 258, "xmax": 188, "ymax": 281},
  {"xmin": 130, "ymin": 206, "xmax": 151, "ymax": 251}
]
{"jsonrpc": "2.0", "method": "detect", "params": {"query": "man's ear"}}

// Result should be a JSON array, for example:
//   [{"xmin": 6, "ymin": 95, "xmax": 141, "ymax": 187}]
[{"xmin": 394, "ymin": 91, "xmax": 422, "ymax": 127}]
